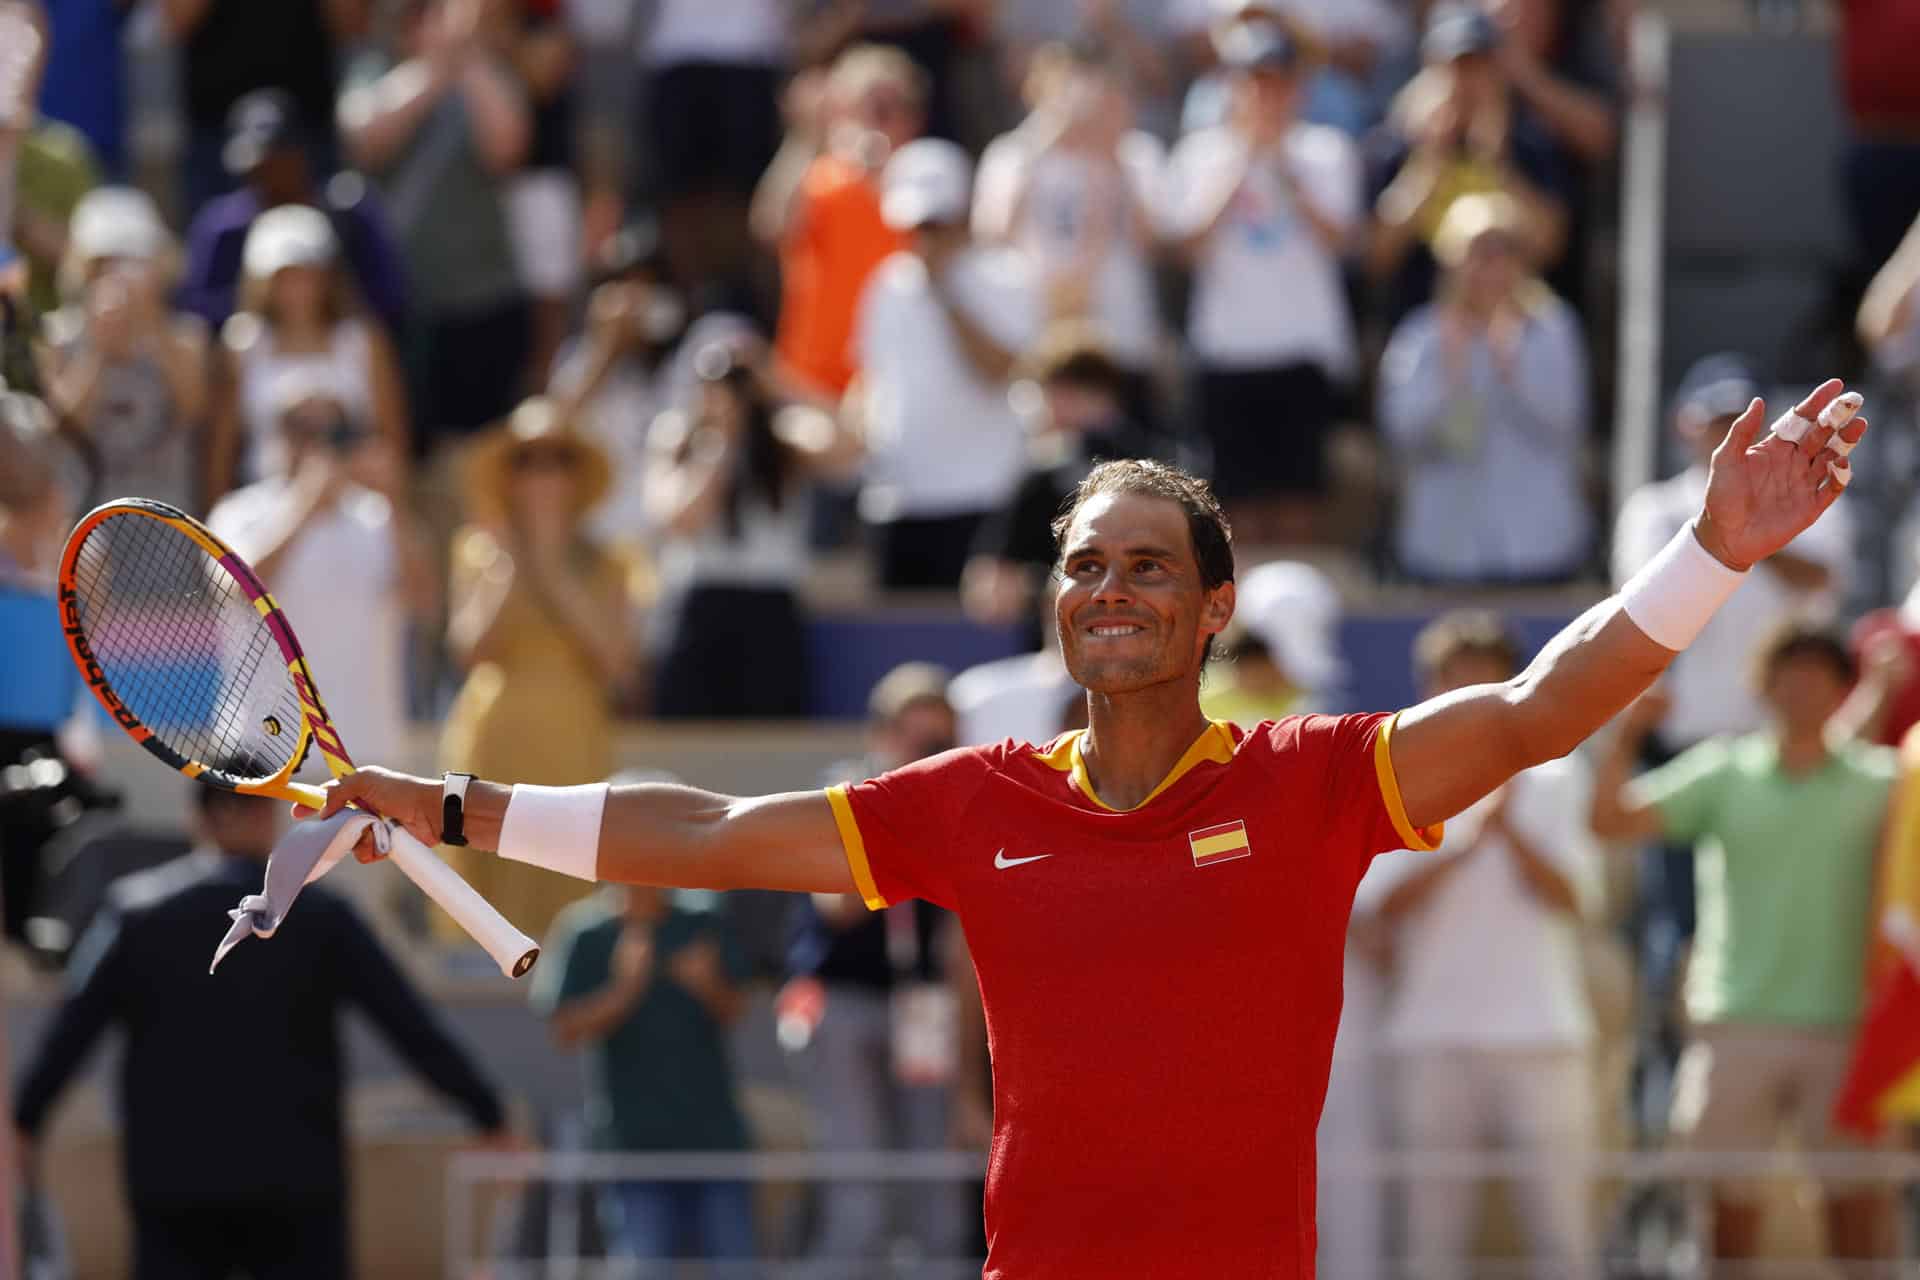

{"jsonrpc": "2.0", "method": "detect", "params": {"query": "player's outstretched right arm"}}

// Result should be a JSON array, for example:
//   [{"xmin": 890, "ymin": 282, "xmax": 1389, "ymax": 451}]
[{"xmin": 303, "ymin": 768, "xmax": 858, "ymax": 897}]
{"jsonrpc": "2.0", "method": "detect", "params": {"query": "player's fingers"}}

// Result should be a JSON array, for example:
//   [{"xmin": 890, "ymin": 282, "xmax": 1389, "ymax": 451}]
[
  {"xmin": 1789, "ymin": 377, "xmax": 1846, "ymax": 428},
  {"xmin": 1770, "ymin": 380, "xmax": 1847, "ymax": 453},
  {"xmin": 1718, "ymin": 397, "xmax": 1767, "ymax": 457},
  {"xmin": 1820, "ymin": 416, "xmax": 1867, "ymax": 490}
]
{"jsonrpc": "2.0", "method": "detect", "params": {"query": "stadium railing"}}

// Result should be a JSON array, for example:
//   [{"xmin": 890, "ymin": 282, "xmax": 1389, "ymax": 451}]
[{"xmin": 445, "ymin": 1147, "xmax": 1920, "ymax": 1280}]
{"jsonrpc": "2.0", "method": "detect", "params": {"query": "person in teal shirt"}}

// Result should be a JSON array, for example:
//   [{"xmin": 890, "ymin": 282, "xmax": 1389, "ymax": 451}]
[
  {"xmin": 1593, "ymin": 621, "xmax": 1898, "ymax": 1265},
  {"xmin": 533, "ymin": 884, "xmax": 756, "ymax": 1264}
]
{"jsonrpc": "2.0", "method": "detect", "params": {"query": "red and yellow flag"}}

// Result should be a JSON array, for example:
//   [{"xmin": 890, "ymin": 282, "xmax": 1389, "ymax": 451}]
[
  {"xmin": 1835, "ymin": 723, "xmax": 1920, "ymax": 1137},
  {"xmin": 1189, "ymin": 819, "xmax": 1251, "ymax": 868}
]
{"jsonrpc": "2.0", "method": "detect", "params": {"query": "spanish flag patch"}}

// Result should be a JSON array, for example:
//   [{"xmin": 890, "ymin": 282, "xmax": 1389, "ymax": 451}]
[{"xmin": 1189, "ymin": 819, "xmax": 1251, "ymax": 868}]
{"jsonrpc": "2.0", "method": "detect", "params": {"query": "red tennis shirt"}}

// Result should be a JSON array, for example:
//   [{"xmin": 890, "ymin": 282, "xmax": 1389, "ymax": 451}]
[{"xmin": 824, "ymin": 712, "xmax": 1441, "ymax": 1279}]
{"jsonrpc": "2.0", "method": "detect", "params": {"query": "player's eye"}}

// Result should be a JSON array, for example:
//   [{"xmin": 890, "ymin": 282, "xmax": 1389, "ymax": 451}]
[
  {"xmin": 1068, "ymin": 557, "xmax": 1100, "ymax": 577},
  {"xmin": 1133, "ymin": 559, "xmax": 1163, "ymax": 575}
]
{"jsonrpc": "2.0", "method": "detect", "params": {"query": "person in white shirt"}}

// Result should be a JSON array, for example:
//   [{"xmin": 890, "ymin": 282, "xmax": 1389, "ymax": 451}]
[
  {"xmin": 207, "ymin": 377, "xmax": 435, "ymax": 771},
  {"xmin": 1609, "ymin": 351, "xmax": 1854, "ymax": 1135},
  {"xmin": 1361, "ymin": 610, "xmax": 1601, "ymax": 1280},
  {"xmin": 849, "ymin": 138, "xmax": 1039, "ymax": 589},
  {"xmin": 1379, "ymin": 191, "xmax": 1591, "ymax": 583},
  {"xmin": 207, "ymin": 378, "xmax": 434, "ymax": 936},
  {"xmin": 1170, "ymin": 0, "xmax": 1410, "ymax": 138},
  {"xmin": 972, "ymin": 42, "xmax": 1163, "ymax": 401},
  {"xmin": 1161, "ymin": 20, "xmax": 1361, "ymax": 545}
]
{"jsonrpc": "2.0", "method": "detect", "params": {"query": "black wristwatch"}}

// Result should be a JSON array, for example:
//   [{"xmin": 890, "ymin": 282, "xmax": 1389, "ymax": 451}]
[{"xmin": 441, "ymin": 772, "xmax": 476, "ymax": 846}]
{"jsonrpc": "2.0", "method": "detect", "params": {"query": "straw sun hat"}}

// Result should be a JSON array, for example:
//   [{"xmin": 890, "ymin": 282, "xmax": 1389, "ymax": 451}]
[{"xmin": 463, "ymin": 397, "xmax": 612, "ymax": 524}]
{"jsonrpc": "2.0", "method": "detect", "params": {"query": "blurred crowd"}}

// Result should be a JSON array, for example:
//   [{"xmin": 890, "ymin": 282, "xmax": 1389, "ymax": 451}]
[{"xmin": 10, "ymin": 0, "xmax": 1920, "ymax": 1273}]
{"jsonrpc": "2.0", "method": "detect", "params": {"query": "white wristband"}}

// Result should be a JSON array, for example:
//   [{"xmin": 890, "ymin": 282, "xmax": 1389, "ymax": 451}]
[
  {"xmin": 497, "ymin": 783, "xmax": 608, "ymax": 882},
  {"xmin": 1619, "ymin": 523, "xmax": 1748, "ymax": 651}
]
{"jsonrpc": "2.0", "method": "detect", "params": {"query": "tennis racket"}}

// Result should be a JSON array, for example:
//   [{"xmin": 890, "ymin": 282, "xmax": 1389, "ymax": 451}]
[{"xmin": 56, "ymin": 497, "xmax": 540, "ymax": 978}]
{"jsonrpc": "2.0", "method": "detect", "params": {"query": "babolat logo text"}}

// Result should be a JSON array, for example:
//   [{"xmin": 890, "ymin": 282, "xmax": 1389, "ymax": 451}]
[{"xmin": 60, "ymin": 586, "xmax": 142, "ymax": 731}]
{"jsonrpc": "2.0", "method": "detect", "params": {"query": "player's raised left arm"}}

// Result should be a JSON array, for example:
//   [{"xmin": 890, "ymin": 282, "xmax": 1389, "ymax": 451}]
[{"xmin": 1391, "ymin": 379, "xmax": 1866, "ymax": 832}]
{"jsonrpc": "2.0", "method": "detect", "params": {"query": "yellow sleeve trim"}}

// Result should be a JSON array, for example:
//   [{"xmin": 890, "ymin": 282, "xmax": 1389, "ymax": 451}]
[
  {"xmin": 824, "ymin": 784, "xmax": 889, "ymax": 911},
  {"xmin": 1374, "ymin": 713, "xmax": 1443, "ymax": 852}
]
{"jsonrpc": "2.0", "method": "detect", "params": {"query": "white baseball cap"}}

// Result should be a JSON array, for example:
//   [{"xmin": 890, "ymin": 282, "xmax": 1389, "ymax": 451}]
[
  {"xmin": 69, "ymin": 187, "xmax": 170, "ymax": 264},
  {"xmin": 1235, "ymin": 560, "xmax": 1347, "ymax": 695},
  {"xmin": 242, "ymin": 204, "xmax": 338, "ymax": 279},
  {"xmin": 880, "ymin": 139, "xmax": 972, "ymax": 232}
]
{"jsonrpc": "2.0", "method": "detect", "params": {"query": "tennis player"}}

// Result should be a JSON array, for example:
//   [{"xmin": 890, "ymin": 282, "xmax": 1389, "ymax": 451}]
[{"xmin": 313, "ymin": 379, "xmax": 1866, "ymax": 1277}]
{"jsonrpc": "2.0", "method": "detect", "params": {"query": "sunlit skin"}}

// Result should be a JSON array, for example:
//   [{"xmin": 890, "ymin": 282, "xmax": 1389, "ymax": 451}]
[{"xmin": 1053, "ymin": 491, "xmax": 1236, "ymax": 808}]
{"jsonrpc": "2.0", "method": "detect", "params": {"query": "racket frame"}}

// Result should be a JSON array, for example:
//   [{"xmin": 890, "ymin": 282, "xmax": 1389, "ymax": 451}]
[{"xmin": 57, "ymin": 497, "xmax": 539, "ymax": 977}]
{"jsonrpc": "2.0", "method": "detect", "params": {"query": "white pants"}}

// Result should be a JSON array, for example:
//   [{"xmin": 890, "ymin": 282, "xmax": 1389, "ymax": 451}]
[
  {"xmin": 1319, "ymin": 951, "xmax": 1387, "ymax": 1280},
  {"xmin": 1395, "ymin": 1046, "xmax": 1595, "ymax": 1280}
]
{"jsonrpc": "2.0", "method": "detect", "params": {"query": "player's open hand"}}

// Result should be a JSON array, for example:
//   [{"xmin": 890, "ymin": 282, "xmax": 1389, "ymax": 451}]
[
  {"xmin": 295, "ymin": 766, "xmax": 443, "ymax": 861},
  {"xmin": 1696, "ymin": 378, "xmax": 1866, "ymax": 572}
]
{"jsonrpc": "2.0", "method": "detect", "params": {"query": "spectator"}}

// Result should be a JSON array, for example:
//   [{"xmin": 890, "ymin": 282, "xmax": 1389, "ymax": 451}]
[
  {"xmin": 750, "ymin": 66, "xmax": 833, "ymax": 252},
  {"xmin": 439, "ymin": 397, "xmax": 627, "ymax": 942},
  {"xmin": 549, "ymin": 220, "xmax": 750, "ymax": 554},
  {"xmin": 37, "ymin": 186, "xmax": 209, "ymax": 512},
  {"xmin": 1483, "ymin": 0, "xmax": 1618, "ymax": 167},
  {"xmin": 179, "ymin": 89, "xmax": 410, "ymax": 336},
  {"xmin": 165, "ymin": 0, "xmax": 370, "ymax": 215},
  {"xmin": 34, "ymin": 0, "xmax": 125, "ymax": 176},
  {"xmin": 13, "ymin": 113, "xmax": 98, "ymax": 318},
  {"xmin": 1592, "ymin": 625, "xmax": 1899, "ymax": 1265},
  {"xmin": 206, "ymin": 377, "xmax": 434, "ymax": 784},
  {"xmin": 637, "ymin": 0, "xmax": 785, "ymax": 303},
  {"xmin": 1198, "ymin": 558, "xmax": 1345, "ymax": 724},
  {"xmin": 973, "ymin": 42, "xmax": 1164, "ymax": 398},
  {"xmin": 206, "ymin": 204, "xmax": 409, "ymax": 500},
  {"xmin": 772, "ymin": 44, "xmax": 923, "ymax": 402},
  {"xmin": 1836, "ymin": 0, "xmax": 1920, "ymax": 272},
  {"xmin": 338, "ymin": 0, "xmax": 530, "ymax": 452},
  {"xmin": 1378, "ymin": 191, "xmax": 1590, "ymax": 584},
  {"xmin": 961, "ymin": 330, "xmax": 1158, "ymax": 633},
  {"xmin": 0, "ymin": 390, "xmax": 83, "ymax": 946},
  {"xmin": 997, "ymin": 2, "xmax": 1183, "ymax": 136},
  {"xmin": 492, "ymin": 0, "xmax": 579, "ymax": 384},
  {"xmin": 645, "ymin": 336, "xmax": 861, "ymax": 719},
  {"xmin": 13, "ymin": 784, "xmax": 508, "ymax": 1279},
  {"xmin": 534, "ymin": 883, "xmax": 754, "ymax": 1264},
  {"xmin": 850, "ymin": 138, "xmax": 1036, "ymax": 590},
  {"xmin": 1367, "ymin": 3, "xmax": 1572, "ymax": 325},
  {"xmin": 1367, "ymin": 611, "xmax": 1600, "ymax": 1280},
  {"xmin": 1162, "ymin": 21, "xmax": 1361, "ymax": 546},
  {"xmin": 1612, "ymin": 354, "xmax": 1855, "ymax": 1127},
  {"xmin": 1171, "ymin": 0, "xmax": 1410, "ymax": 139},
  {"xmin": 796, "ymin": 0, "xmax": 984, "ymax": 146},
  {"xmin": 0, "ymin": 0, "xmax": 46, "ymax": 251},
  {"xmin": 783, "ymin": 662, "xmax": 969, "ymax": 1275},
  {"xmin": 1613, "ymin": 352, "xmax": 1854, "ymax": 756}
]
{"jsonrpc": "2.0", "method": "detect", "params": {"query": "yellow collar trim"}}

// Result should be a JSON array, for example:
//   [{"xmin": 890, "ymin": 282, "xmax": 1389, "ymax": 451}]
[{"xmin": 1041, "ymin": 721, "xmax": 1238, "ymax": 812}]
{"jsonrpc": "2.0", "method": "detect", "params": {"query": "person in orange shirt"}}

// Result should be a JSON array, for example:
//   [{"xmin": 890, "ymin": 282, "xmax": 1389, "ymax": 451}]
[{"xmin": 772, "ymin": 45, "xmax": 925, "ymax": 400}]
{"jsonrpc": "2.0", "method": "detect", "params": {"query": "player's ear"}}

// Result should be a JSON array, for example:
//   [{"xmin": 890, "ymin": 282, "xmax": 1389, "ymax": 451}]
[{"xmin": 1201, "ymin": 580, "xmax": 1235, "ymax": 639}]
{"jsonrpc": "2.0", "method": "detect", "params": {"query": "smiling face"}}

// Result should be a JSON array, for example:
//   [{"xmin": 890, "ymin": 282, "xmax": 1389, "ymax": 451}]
[{"xmin": 1053, "ymin": 491, "xmax": 1235, "ymax": 695}]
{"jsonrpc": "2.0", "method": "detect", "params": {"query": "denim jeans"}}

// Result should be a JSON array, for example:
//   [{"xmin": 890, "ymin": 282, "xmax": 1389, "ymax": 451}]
[{"xmin": 602, "ymin": 1179, "xmax": 756, "ymax": 1269}]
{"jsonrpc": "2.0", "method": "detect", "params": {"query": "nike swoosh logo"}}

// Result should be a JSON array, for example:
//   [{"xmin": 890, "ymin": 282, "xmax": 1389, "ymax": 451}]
[{"xmin": 994, "ymin": 849, "xmax": 1054, "ymax": 870}]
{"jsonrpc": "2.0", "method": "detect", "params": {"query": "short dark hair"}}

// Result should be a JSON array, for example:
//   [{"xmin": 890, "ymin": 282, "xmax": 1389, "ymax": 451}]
[
  {"xmin": 1752, "ymin": 620, "xmax": 1856, "ymax": 690},
  {"xmin": 1025, "ymin": 326, "xmax": 1130, "ymax": 399},
  {"xmin": 1051, "ymin": 460, "xmax": 1234, "ymax": 592},
  {"xmin": 1050, "ymin": 460, "xmax": 1234, "ymax": 664},
  {"xmin": 1413, "ymin": 609, "xmax": 1521, "ymax": 688}
]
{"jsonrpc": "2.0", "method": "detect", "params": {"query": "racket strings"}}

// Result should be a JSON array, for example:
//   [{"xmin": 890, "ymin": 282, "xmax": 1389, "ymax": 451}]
[{"xmin": 69, "ymin": 512, "xmax": 306, "ymax": 782}]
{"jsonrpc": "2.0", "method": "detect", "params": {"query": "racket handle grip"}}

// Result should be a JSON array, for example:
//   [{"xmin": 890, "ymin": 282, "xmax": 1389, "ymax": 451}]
[{"xmin": 383, "ymin": 824, "xmax": 541, "ymax": 979}]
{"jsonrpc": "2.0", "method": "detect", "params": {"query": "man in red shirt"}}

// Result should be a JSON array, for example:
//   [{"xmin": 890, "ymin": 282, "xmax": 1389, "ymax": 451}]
[{"xmin": 316, "ymin": 381, "xmax": 1865, "ymax": 1277}]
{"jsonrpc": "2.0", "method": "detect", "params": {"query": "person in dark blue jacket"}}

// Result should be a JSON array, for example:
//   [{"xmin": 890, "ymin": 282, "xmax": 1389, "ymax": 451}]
[{"xmin": 13, "ymin": 783, "xmax": 507, "ymax": 1280}]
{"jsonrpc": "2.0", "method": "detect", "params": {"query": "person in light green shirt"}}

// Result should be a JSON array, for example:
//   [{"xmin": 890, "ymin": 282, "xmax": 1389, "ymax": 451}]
[{"xmin": 1592, "ymin": 621, "xmax": 1897, "ymax": 1265}]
